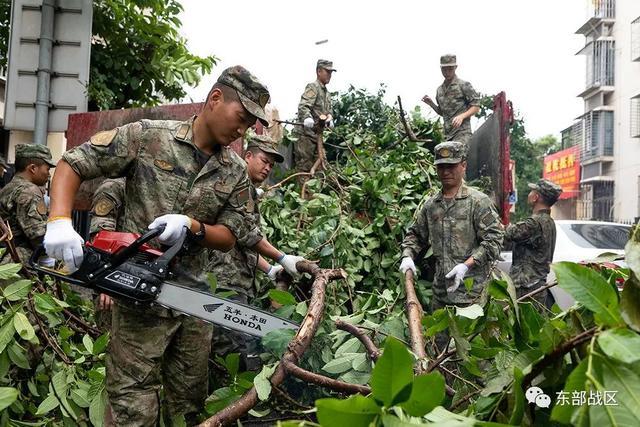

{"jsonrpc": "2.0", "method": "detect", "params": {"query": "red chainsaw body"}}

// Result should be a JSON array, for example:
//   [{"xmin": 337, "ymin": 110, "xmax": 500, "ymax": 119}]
[{"xmin": 86, "ymin": 230, "xmax": 164, "ymax": 257}]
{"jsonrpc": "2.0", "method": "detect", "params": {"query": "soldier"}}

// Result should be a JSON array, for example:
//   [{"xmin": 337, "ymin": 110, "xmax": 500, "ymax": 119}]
[
  {"xmin": 399, "ymin": 142, "xmax": 503, "ymax": 350},
  {"xmin": 43, "ymin": 66, "xmax": 304, "ymax": 425},
  {"xmin": 89, "ymin": 178, "xmax": 126, "ymax": 329},
  {"xmin": 208, "ymin": 132, "xmax": 287, "ymax": 369},
  {"xmin": 422, "ymin": 54, "xmax": 480, "ymax": 145},
  {"xmin": 293, "ymin": 59, "xmax": 335, "ymax": 173},
  {"xmin": 505, "ymin": 178, "xmax": 562, "ymax": 308},
  {"xmin": 0, "ymin": 144, "xmax": 56, "ymax": 264}
]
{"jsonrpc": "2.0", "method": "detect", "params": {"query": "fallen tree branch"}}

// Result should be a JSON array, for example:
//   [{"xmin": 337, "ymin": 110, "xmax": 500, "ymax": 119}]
[
  {"xmin": 283, "ymin": 360, "xmax": 371, "ymax": 395},
  {"xmin": 522, "ymin": 326, "xmax": 598, "ymax": 391},
  {"xmin": 266, "ymin": 172, "xmax": 313, "ymax": 192},
  {"xmin": 515, "ymin": 280, "xmax": 558, "ymax": 303},
  {"xmin": 200, "ymin": 261, "xmax": 347, "ymax": 427},
  {"xmin": 335, "ymin": 319, "xmax": 381, "ymax": 361},
  {"xmin": 397, "ymin": 96, "xmax": 432, "ymax": 144},
  {"xmin": 404, "ymin": 270, "xmax": 428, "ymax": 372},
  {"xmin": 27, "ymin": 295, "xmax": 72, "ymax": 365}
]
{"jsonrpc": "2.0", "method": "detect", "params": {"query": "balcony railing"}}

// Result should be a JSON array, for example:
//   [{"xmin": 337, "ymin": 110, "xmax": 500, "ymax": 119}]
[
  {"xmin": 633, "ymin": 16, "xmax": 640, "ymax": 61},
  {"xmin": 578, "ymin": 39, "xmax": 615, "ymax": 93},
  {"xmin": 563, "ymin": 110, "xmax": 614, "ymax": 162},
  {"xmin": 588, "ymin": 0, "xmax": 615, "ymax": 20}
]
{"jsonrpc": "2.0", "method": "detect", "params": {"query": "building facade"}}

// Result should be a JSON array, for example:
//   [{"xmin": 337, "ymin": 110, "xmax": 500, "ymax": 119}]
[{"xmin": 561, "ymin": 0, "xmax": 640, "ymax": 224}]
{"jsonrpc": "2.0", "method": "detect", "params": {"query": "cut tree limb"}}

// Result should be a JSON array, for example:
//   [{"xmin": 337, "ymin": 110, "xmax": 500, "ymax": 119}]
[
  {"xmin": 335, "ymin": 319, "xmax": 381, "ymax": 361},
  {"xmin": 404, "ymin": 270, "xmax": 428, "ymax": 372},
  {"xmin": 397, "ymin": 96, "xmax": 432, "ymax": 144},
  {"xmin": 200, "ymin": 261, "xmax": 347, "ymax": 427}
]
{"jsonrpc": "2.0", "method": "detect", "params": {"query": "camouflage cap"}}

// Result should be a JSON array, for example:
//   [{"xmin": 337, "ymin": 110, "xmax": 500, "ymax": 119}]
[
  {"xmin": 15, "ymin": 144, "xmax": 56, "ymax": 167},
  {"xmin": 528, "ymin": 179, "xmax": 562, "ymax": 204},
  {"xmin": 246, "ymin": 132, "xmax": 284, "ymax": 163},
  {"xmin": 217, "ymin": 65, "xmax": 271, "ymax": 127},
  {"xmin": 440, "ymin": 54, "xmax": 457, "ymax": 67},
  {"xmin": 434, "ymin": 141, "xmax": 466, "ymax": 165},
  {"xmin": 317, "ymin": 59, "xmax": 337, "ymax": 72}
]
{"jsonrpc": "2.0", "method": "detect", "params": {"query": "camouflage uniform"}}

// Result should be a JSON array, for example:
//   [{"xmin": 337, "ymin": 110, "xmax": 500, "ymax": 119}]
[
  {"xmin": 0, "ymin": 144, "xmax": 55, "ymax": 264},
  {"xmin": 208, "ymin": 133, "xmax": 284, "ymax": 369},
  {"xmin": 435, "ymin": 55, "xmax": 480, "ymax": 145},
  {"xmin": 62, "ymin": 66, "xmax": 270, "ymax": 425},
  {"xmin": 89, "ymin": 178, "xmax": 126, "ymax": 331},
  {"xmin": 90, "ymin": 178, "xmax": 125, "ymax": 236},
  {"xmin": 401, "ymin": 142, "xmax": 504, "ymax": 309},
  {"xmin": 505, "ymin": 179, "xmax": 562, "ymax": 307},
  {"xmin": 293, "ymin": 59, "xmax": 335, "ymax": 172}
]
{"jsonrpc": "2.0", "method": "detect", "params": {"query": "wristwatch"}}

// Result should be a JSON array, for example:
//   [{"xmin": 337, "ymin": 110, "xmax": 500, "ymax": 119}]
[{"xmin": 191, "ymin": 220, "xmax": 206, "ymax": 242}]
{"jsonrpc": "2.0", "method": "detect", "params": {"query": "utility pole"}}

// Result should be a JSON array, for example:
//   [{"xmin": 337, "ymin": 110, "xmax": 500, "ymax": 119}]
[{"xmin": 33, "ymin": 0, "xmax": 56, "ymax": 145}]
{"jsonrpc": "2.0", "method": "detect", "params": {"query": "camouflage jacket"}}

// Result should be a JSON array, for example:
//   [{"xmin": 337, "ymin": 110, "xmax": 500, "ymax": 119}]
[
  {"xmin": 90, "ymin": 178, "xmax": 126, "ymax": 236},
  {"xmin": 207, "ymin": 184, "xmax": 263, "ymax": 297},
  {"xmin": 296, "ymin": 79, "xmax": 332, "ymax": 137},
  {"xmin": 0, "ymin": 175, "xmax": 48, "ymax": 263},
  {"xmin": 505, "ymin": 209, "xmax": 556, "ymax": 289},
  {"xmin": 401, "ymin": 184, "xmax": 504, "ymax": 304},
  {"xmin": 62, "ymin": 117, "xmax": 253, "ymax": 291},
  {"xmin": 436, "ymin": 76, "xmax": 480, "ymax": 142}
]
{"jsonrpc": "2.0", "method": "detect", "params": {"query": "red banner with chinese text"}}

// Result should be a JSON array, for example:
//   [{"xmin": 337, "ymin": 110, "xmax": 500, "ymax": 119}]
[{"xmin": 543, "ymin": 146, "xmax": 580, "ymax": 200}]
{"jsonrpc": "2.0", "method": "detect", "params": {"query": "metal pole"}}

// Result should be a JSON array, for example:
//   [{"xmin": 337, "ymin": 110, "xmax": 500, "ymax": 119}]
[{"xmin": 34, "ymin": 0, "xmax": 56, "ymax": 146}]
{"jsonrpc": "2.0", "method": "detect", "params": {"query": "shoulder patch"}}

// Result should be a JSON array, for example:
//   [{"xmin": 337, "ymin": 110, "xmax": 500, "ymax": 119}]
[
  {"xmin": 174, "ymin": 123, "xmax": 190, "ymax": 141},
  {"xmin": 36, "ymin": 200, "xmax": 47, "ymax": 215},
  {"xmin": 303, "ymin": 86, "xmax": 317, "ymax": 99},
  {"xmin": 94, "ymin": 198, "xmax": 115, "ymax": 216},
  {"xmin": 90, "ymin": 129, "xmax": 117, "ymax": 147},
  {"xmin": 154, "ymin": 159, "xmax": 174, "ymax": 172},
  {"xmin": 229, "ymin": 187, "xmax": 250, "ymax": 208}
]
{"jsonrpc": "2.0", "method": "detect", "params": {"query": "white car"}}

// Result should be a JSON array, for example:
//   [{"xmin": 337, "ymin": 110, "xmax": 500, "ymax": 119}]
[{"xmin": 497, "ymin": 220, "xmax": 632, "ymax": 309}]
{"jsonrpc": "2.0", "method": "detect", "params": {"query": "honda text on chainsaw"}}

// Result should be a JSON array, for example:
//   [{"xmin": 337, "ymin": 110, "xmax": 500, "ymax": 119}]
[{"xmin": 30, "ymin": 226, "xmax": 299, "ymax": 338}]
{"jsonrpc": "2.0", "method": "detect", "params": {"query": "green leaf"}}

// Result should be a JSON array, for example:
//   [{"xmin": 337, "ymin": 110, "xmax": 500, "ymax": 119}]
[
  {"xmin": 268, "ymin": 290, "xmax": 297, "ymax": 306},
  {"xmin": 93, "ymin": 333, "xmax": 110, "ymax": 355},
  {"xmin": 35, "ymin": 393, "xmax": 60, "ymax": 415},
  {"xmin": 621, "ymin": 273, "xmax": 640, "ymax": 332},
  {"xmin": 224, "ymin": 353, "xmax": 240, "ymax": 377},
  {"xmin": 508, "ymin": 368, "xmax": 525, "ymax": 426},
  {"xmin": 0, "ymin": 352, "xmax": 10, "ymax": 380},
  {"xmin": 335, "ymin": 337, "xmax": 362, "ymax": 356},
  {"xmin": 13, "ymin": 312, "xmax": 35, "ymax": 341},
  {"xmin": 0, "ymin": 263, "xmax": 21, "ymax": 280},
  {"xmin": 82, "ymin": 334, "xmax": 94, "ymax": 354},
  {"xmin": 0, "ymin": 387, "xmax": 18, "ymax": 411},
  {"xmin": 70, "ymin": 388, "xmax": 91, "ymax": 408},
  {"xmin": 262, "ymin": 329, "xmax": 295, "ymax": 358},
  {"xmin": 553, "ymin": 262, "xmax": 622, "ymax": 326},
  {"xmin": 254, "ymin": 364, "xmax": 276, "ymax": 401},
  {"xmin": 551, "ymin": 359, "xmax": 588, "ymax": 424},
  {"xmin": 597, "ymin": 328, "xmax": 640, "ymax": 364},
  {"xmin": 0, "ymin": 315, "xmax": 15, "ymax": 353},
  {"xmin": 370, "ymin": 336, "xmax": 414, "ymax": 407},
  {"xmin": 625, "ymin": 226, "xmax": 640, "ymax": 278},
  {"xmin": 89, "ymin": 388, "xmax": 107, "ymax": 427},
  {"xmin": 322, "ymin": 354, "xmax": 359, "ymax": 375},
  {"xmin": 206, "ymin": 272, "xmax": 217, "ymax": 294},
  {"xmin": 3, "ymin": 280, "xmax": 32, "ymax": 301},
  {"xmin": 588, "ymin": 354, "xmax": 640, "ymax": 426},
  {"xmin": 316, "ymin": 395, "xmax": 380, "ymax": 427},
  {"xmin": 455, "ymin": 304, "xmax": 484, "ymax": 319},
  {"xmin": 8, "ymin": 342, "xmax": 29, "ymax": 369},
  {"xmin": 399, "ymin": 372, "xmax": 445, "ymax": 417},
  {"xmin": 380, "ymin": 414, "xmax": 430, "ymax": 426}
]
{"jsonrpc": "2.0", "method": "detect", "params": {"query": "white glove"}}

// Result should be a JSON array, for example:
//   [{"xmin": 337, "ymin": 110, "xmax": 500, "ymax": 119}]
[
  {"xmin": 44, "ymin": 218, "xmax": 85, "ymax": 272},
  {"xmin": 266, "ymin": 264, "xmax": 283, "ymax": 281},
  {"xmin": 303, "ymin": 117, "xmax": 315, "ymax": 129},
  {"xmin": 399, "ymin": 257, "xmax": 416, "ymax": 274},
  {"xmin": 255, "ymin": 188, "xmax": 265, "ymax": 199},
  {"xmin": 445, "ymin": 263, "xmax": 469, "ymax": 293},
  {"xmin": 148, "ymin": 214, "xmax": 192, "ymax": 245},
  {"xmin": 327, "ymin": 119, "xmax": 335, "ymax": 128},
  {"xmin": 278, "ymin": 254, "xmax": 305, "ymax": 276}
]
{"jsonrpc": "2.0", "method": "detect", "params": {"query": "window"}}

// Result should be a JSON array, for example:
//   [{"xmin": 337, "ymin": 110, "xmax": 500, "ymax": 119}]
[
  {"xmin": 632, "ymin": 96, "xmax": 640, "ymax": 138},
  {"xmin": 561, "ymin": 222, "xmax": 630, "ymax": 250},
  {"xmin": 632, "ymin": 16, "xmax": 640, "ymax": 61}
]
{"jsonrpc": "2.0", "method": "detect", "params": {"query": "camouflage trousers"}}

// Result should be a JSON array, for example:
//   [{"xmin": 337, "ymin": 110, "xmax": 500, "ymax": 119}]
[
  {"xmin": 106, "ymin": 301, "xmax": 213, "ymax": 426},
  {"xmin": 211, "ymin": 292, "xmax": 262, "ymax": 371},
  {"xmin": 444, "ymin": 128, "xmax": 472, "ymax": 146},
  {"xmin": 294, "ymin": 133, "xmax": 320, "ymax": 173}
]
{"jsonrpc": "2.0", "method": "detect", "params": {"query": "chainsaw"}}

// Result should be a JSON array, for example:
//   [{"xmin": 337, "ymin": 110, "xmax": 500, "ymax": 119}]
[{"xmin": 30, "ymin": 227, "xmax": 299, "ymax": 338}]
